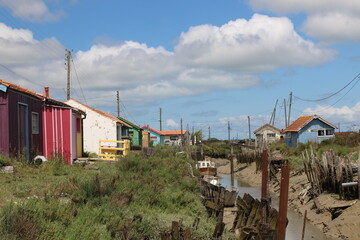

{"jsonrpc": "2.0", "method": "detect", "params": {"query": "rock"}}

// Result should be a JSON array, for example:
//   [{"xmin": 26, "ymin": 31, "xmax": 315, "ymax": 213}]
[
  {"xmin": 0, "ymin": 166, "xmax": 14, "ymax": 174},
  {"xmin": 84, "ymin": 164, "xmax": 99, "ymax": 170}
]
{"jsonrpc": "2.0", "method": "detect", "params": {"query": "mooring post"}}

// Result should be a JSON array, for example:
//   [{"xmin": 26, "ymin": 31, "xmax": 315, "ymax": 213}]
[
  {"xmin": 277, "ymin": 163, "xmax": 290, "ymax": 240},
  {"xmin": 301, "ymin": 210, "xmax": 307, "ymax": 240},
  {"xmin": 358, "ymin": 151, "xmax": 360, "ymax": 200},
  {"xmin": 261, "ymin": 149, "xmax": 269, "ymax": 201}
]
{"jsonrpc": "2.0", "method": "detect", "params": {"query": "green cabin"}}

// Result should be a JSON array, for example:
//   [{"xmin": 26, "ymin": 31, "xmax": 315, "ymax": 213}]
[{"xmin": 118, "ymin": 117, "xmax": 143, "ymax": 147}]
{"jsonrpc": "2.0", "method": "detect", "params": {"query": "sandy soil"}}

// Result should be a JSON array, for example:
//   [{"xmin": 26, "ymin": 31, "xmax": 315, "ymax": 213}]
[{"xmin": 210, "ymin": 157, "xmax": 360, "ymax": 240}]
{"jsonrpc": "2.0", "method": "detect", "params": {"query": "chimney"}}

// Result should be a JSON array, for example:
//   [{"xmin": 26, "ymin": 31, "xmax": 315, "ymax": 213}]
[{"xmin": 44, "ymin": 86, "xmax": 49, "ymax": 98}]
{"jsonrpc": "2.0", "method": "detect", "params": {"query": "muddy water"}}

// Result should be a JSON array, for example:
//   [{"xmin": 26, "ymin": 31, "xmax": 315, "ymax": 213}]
[{"xmin": 218, "ymin": 174, "xmax": 329, "ymax": 240}]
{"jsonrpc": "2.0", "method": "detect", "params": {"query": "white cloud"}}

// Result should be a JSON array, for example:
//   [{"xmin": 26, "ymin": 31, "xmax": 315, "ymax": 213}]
[
  {"xmin": 166, "ymin": 119, "xmax": 179, "ymax": 129},
  {"xmin": 249, "ymin": 0, "xmax": 360, "ymax": 43},
  {"xmin": 302, "ymin": 13, "xmax": 360, "ymax": 43},
  {"xmin": 249, "ymin": 0, "xmax": 360, "ymax": 14},
  {"xmin": 175, "ymin": 14, "xmax": 335, "ymax": 72},
  {"xmin": 0, "ymin": 15, "xmax": 335, "ymax": 106},
  {"xmin": 303, "ymin": 103, "xmax": 360, "ymax": 123},
  {"xmin": 0, "ymin": 0, "xmax": 64, "ymax": 22}
]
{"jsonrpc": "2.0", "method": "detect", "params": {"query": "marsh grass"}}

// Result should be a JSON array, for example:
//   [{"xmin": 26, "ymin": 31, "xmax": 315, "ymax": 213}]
[{"xmin": 0, "ymin": 149, "xmax": 233, "ymax": 239}]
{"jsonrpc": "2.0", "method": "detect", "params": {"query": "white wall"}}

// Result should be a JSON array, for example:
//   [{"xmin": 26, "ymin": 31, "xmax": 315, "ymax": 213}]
[{"xmin": 66, "ymin": 100, "xmax": 118, "ymax": 154}]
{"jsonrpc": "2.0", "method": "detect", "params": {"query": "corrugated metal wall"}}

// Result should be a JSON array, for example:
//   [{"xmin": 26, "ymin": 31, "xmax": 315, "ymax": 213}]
[{"xmin": 43, "ymin": 106, "xmax": 74, "ymax": 164}]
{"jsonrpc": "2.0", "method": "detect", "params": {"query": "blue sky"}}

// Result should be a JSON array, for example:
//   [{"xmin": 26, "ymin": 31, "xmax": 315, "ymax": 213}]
[{"xmin": 1, "ymin": 0, "xmax": 360, "ymax": 139}]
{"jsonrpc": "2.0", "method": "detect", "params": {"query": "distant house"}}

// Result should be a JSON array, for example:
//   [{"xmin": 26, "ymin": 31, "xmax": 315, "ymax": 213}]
[
  {"xmin": 253, "ymin": 124, "xmax": 282, "ymax": 147},
  {"xmin": 283, "ymin": 115, "xmax": 337, "ymax": 147},
  {"xmin": 0, "ymin": 80, "xmax": 43, "ymax": 162},
  {"xmin": 142, "ymin": 126, "xmax": 163, "ymax": 146},
  {"xmin": 41, "ymin": 87, "xmax": 85, "ymax": 164},
  {"xmin": 161, "ymin": 130, "xmax": 189, "ymax": 146},
  {"xmin": 118, "ymin": 117, "xmax": 143, "ymax": 148},
  {"xmin": 65, "ymin": 99, "xmax": 132, "ymax": 154}
]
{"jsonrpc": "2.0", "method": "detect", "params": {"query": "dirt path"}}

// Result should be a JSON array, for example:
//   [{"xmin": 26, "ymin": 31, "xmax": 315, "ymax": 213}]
[{"xmin": 211, "ymin": 158, "xmax": 360, "ymax": 239}]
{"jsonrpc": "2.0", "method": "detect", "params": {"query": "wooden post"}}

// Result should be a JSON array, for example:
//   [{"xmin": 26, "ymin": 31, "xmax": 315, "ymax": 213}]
[
  {"xmin": 277, "ymin": 163, "xmax": 290, "ymax": 240},
  {"xmin": 230, "ymin": 144, "xmax": 234, "ymax": 189},
  {"xmin": 261, "ymin": 149, "xmax": 269, "ymax": 201},
  {"xmin": 358, "ymin": 151, "xmax": 360, "ymax": 200},
  {"xmin": 200, "ymin": 144, "xmax": 204, "ymax": 160},
  {"xmin": 301, "ymin": 210, "xmax": 307, "ymax": 240},
  {"xmin": 171, "ymin": 221, "xmax": 179, "ymax": 240},
  {"xmin": 66, "ymin": 49, "xmax": 71, "ymax": 100}
]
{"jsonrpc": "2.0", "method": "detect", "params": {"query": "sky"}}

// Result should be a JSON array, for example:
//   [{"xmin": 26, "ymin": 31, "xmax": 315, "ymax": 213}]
[{"xmin": 1, "ymin": 0, "xmax": 360, "ymax": 139}]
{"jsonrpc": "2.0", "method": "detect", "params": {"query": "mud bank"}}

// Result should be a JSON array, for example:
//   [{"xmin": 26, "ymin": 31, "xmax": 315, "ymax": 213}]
[{"xmin": 210, "ymin": 157, "xmax": 360, "ymax": 240}]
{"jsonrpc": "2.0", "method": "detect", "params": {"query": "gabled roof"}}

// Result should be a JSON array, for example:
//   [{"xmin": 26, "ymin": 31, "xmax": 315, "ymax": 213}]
[
  {"xmin": 283, "ymin": 115, "xmax": 337, "ymax": 133},
  {"xmin": 66, "ymin": 99, "xmax": 131, "ymax": 128},
  {"xmin": 253, "ymin": 124, "xmax": 281, "ymax": 134},
  {"xmin": 142, "ymin": 126, "xmax": 163, "ymax": 135},
  {"xmin": 118, "ymin": 116, "xmax": 142, "ymax": 131},
  {"xmin": 161, "ymin": 130, "xmax": 188, "ymax": 135},
  {"xmin": 0, "ymin": 79, "xmax": 42, "ymax": 100}
]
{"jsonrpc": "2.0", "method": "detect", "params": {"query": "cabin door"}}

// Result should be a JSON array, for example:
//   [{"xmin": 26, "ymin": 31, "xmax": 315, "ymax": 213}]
[{"xmin": 18, "ymin": 103, "xmax": 29, "ymax": 162}]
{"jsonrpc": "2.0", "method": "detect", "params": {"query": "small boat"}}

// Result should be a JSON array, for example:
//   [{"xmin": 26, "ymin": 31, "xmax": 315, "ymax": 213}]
[
  {"xmin": 203, "ymin": 175, "xmax": 220, "ymax": 186},
  {"xmin": 196, "ymin": 160, "xmax": 217, "ymax": 176}
]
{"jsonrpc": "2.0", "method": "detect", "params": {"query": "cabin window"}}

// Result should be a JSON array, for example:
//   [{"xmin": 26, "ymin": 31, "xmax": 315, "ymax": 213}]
[
  {"xmin": 318, "ymin": 130, "xmax": 325, "ymax": 136},
  {"xmin": 267, "ymin": 133, "xmax": 275, "ymax": 138},
  {"xmin": 32, "ymin": 112, "xmax": 39, "ymax": 134},
  {"xmin": 170, "ymin": 136, "xmax": 178, "ymax": 141},
  {"xmin": 326, "ymin": 129, "xmax": 334, "ymax": 136}
]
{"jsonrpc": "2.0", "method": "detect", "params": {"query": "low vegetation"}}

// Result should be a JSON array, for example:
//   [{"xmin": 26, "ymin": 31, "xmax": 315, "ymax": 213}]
[
  {"xmin": 270, "ymin": 132, "xmax": 360, "ymax": 170},
  {"xmin": 0, "ymin": 146, "xmax": 234, "ymax": 240}
]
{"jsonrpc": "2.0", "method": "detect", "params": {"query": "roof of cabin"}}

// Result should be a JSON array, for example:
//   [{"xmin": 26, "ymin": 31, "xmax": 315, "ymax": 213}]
[
  {"xmin": 142, "ymin": 126, "xmax": 163, "ymax": 135},
  {"xmin": 0, "ymin": 79, "xmax": 42, "ymax": 100},
  {"xmin": 161, "ymin": 130, "xmax": 188, "ymax": 135},
  {"xmin": 118, "ymin": 116, "xmax": 142, "ymax": 130},
  {"xmin": 283, "ymin": 115, "xmax": 337, "ymax": 133},
  {"xmin": 66, "ymin": 99, "xmax": 131, "ymax": 128},
  {"xmin": 253, "ymin": 123, "xmax": 281, "ymax": 134}
]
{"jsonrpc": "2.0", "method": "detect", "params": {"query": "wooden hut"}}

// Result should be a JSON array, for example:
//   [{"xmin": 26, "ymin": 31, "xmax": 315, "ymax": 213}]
[
  {"xmin": 0, "ymin": 80, "xmax": 43, "ymax": 162},
  {"xmin": 41, "ymin": 87, "xmax": 85, "ymax": 164}
]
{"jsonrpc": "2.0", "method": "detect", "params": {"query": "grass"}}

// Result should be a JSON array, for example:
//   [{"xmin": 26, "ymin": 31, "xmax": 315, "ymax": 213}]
[
  {"xmin": 0, "ymin": 147, "xmax": 235, "ymax": 239},
  {"xmin": 270, "ymin": 133, "xmax": 360, "ymax": 170}
]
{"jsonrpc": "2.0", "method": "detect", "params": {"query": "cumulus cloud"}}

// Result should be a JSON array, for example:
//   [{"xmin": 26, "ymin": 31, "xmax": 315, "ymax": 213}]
[
  {"xmin": 0, "ymin": 0, "xmax": 64, "ymax": 22},
  {"xmin": 166, "ymin": 119, "xmax": 179, "ymax": 129},
  {"xmin": 302, "ymin": 13, "xmax": 360, "ymax": 43},
  {"xmin": 303, "ymin": 103, "xmax": 360, "ymax": 123},
  {"xmin": 175, "ymin": 14, "xmax": 335, "ymax": 72},
  {"xmin": 0, "ymin": 14, "xmax": 335, "ymax": 106},
  {"xmin": 249, "ymin": 0, "xmax": 360, "ymax": 43}
]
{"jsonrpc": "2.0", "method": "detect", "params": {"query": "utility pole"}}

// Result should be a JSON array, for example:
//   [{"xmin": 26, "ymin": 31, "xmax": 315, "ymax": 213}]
[
  {"xmin": 159, "ymin": 108, "xmax": 162, "ymax": 131},
  {"xmin": 66, "ymin": 49, "xmax": 71, "ymax": 100},
  {"xmin": 248, "ymin": 116, "xmax": 251, "ymax": 143},
  {"xmin": 269, "ymin": 99, "xmax": 278, "ymax": 126},
  {"xmin": 180, "ymin": 118, "xmax": 183, "ymax": 146},
  {"xmin": 228, "ymin": 121, "xmax": 231, "ymax": 143},
  {"xmin": 284, "ymin": 98, "xmax": 288, "ymax": 128},
  {"xmin": 116, "ymin": 91, "xmax": 120, "ymax": 118},
  {"xmin": 208, "ymin": 125, "xmax": 211, "ymax": 140},
  {"xmin": 288, "ymin": 91, "xmax": 293, "ymax": 126}
]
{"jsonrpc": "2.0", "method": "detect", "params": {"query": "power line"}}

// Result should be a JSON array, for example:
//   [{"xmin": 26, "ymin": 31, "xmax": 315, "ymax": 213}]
[
  {"xmin": 70, "ymin": 54, "xmax": 87, "ymax": 104},
  {"xmin": 294, "ymin": 72, "xmax": 360, "ymax": 102}
]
